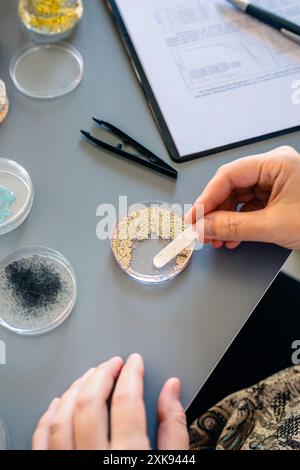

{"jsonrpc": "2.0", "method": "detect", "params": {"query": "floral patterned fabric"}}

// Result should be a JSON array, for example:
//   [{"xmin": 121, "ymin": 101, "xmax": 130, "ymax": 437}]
[{"xmin": 189, "ymin": 366, "xmax": 300, "ymax": 450}]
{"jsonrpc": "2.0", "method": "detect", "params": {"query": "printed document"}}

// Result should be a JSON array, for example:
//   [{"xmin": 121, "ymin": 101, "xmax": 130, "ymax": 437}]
[{"xmin": 115, "ymin": 0, "xmax": 300, "ymax": 158}]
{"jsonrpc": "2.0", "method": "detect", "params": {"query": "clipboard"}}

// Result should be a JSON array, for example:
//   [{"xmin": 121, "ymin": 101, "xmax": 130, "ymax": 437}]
[{"xmin": 106, "ymin": 0, "xmax": 300, "ymax": 162}]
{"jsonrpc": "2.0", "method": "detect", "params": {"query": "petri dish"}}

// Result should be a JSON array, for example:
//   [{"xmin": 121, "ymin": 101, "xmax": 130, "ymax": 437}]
[
  {"xmin": 18, "ymin": 0, "xmax": 84, "ymax": 43},
  {"xmin": 0, "ymin": 158, "xmax": 34, "ymax": 236},
  {"xmin": 0, "ymin": 246, "xmax": 77, "ymax": 336},
  {"xmin": 0, "ymin": 79, "xmax": 9, "ymax": 124},
  {"xmin": 0, "ymin": 419, "xmax": 9, "ymax": 450},
  {"xmin": 111, "ymin": 201, "xmax": 195, "ymax": 284},
  {"xmin": 10, "ymin": 42, "xmax": 83, "ymax": 99}
]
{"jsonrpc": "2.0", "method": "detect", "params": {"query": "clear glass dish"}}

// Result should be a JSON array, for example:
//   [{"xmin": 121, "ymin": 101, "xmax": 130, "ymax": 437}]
[
  {"xmin": 0, "ymin": 158, "xmax": 34, "ymax": 236},
  {"xmin": 111, "ymin": 201, "xmax": 195, "ymax": 284},
  {"xmin": 10, "ymin": 42, "xmax": 83, "ymax": 99},
  {"xmin": 0, "ymin": 246, "xmax": 77, "ymax": 336}
]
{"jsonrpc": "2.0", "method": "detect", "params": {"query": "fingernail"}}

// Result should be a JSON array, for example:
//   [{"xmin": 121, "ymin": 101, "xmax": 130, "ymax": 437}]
[
  {"xmin": 128, "ymin": 353, "xmax": 143, "ymax": 365},
  {"xmin": 171, "ymin": 378, "xmax": 181, "ymax": 398},
  {"xmin": 112, "ymin": 355, "xmax": 124, "ymax": 362}
]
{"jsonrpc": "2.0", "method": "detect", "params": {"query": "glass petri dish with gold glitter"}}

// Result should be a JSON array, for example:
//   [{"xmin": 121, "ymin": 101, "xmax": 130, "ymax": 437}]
[
  {"xmin": 18, "ymin": 0, "xmax": 84, "ymax": 42},
  {"xmin": 111, "ymin": 201, "xmax": 195, "ymax": 284}
]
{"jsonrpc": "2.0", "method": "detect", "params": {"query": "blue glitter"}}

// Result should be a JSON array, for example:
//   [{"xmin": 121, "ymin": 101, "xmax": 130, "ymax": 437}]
[{"xmin": 0, "ymin": 185, "xmax": 16, "ymax": 224}]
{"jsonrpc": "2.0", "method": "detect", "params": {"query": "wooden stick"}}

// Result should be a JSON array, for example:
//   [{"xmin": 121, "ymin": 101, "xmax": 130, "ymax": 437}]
[{"xmin": 153, "ymin": 225, "xmax": 198, "ymax": 269}]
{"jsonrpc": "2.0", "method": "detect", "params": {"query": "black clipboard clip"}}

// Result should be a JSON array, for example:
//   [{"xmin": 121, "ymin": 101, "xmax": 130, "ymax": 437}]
[{"xmin": 81, "ymin": 119, "xmax": 178, "ymax": 180}]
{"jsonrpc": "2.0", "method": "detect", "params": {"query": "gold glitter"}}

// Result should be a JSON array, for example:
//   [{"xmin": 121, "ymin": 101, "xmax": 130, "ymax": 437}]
[
  {"xmin": 175, "ymin": 248, "xmax": 191, "ymax": 269},
  {"xmin": 112, "ymin": 207, "xmax": 192, "ymax": 271},
  {"xmin": 18, "ymin": 0, "xmax": 83, "ymax": 35}
]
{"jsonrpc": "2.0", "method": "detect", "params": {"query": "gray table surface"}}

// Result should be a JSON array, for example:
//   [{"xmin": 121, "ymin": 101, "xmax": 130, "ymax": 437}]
[{"xmin": 0, "ymin": 0, "xmax": 295, "ymax": 449}]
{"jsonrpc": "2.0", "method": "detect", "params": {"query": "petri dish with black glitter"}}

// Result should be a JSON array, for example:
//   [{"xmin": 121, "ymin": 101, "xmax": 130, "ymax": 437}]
[{"xmin": 0, "ymin": 247, "xmax": 76, "ymax": 336}]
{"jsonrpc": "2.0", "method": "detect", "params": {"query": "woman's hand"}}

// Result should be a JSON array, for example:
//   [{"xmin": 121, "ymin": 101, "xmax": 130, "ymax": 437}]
[
  {"xmin": 186, "ymin": 146, "xmax": 300, "ymax": 250},
  {"xmin": 32, "ymin": 354, "xmax": 189, "ymax": 450}
]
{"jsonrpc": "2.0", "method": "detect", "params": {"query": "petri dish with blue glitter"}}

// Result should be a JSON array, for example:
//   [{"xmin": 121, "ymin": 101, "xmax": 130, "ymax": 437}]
[
  {"xmin": 0, "ymin": 247, "xmax": 77, "ymax": 336},
  {"xmin": 0, "ymin": 158, "xmax": 34, "ymax": 236}
]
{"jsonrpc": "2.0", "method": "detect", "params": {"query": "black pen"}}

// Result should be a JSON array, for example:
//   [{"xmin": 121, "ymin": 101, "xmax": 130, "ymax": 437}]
[{"xmin": 227, "ymin": 0, "xmax": 300, "ymax": 44}]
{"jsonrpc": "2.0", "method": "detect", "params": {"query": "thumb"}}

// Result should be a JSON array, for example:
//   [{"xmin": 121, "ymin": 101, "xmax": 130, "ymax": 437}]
[
  {"xmin": 157, "ymin": 378, "xmax": 189, "ymax": 450},
  {"xmin": 204, "ymin": 209, "xmax": 273, "ymax": 243}
]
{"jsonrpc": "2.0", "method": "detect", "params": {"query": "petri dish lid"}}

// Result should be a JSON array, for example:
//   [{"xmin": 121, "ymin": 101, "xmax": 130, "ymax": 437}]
[
  {"xmin": 111, "ymin": 201, "xmax": 195, "ymax": 284},
  {"xmin": 0, "ymin": 158, "xmax": 34, "ymax": 236},
  {"xmin": 10, "ymin": 42, "xmax": 83, "ymax": 99},
  {"xmin": 0, "ymin": 246, "xmax": 77, "ymax": 336},
  {"xmin": 0, "ymin": 419, "xmax": 9, "ymax": 450}
]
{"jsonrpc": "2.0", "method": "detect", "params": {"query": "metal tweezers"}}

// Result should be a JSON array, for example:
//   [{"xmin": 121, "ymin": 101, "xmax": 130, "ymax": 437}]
[{"xmin": 81, "ymin": 119, "xmax": 178, "ymax": 179}]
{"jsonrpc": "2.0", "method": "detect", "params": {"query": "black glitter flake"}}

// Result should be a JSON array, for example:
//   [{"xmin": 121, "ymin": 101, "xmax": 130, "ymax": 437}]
[{"xmin": 5, "ymin": 256, "xmax": 64, "ymax": 313}]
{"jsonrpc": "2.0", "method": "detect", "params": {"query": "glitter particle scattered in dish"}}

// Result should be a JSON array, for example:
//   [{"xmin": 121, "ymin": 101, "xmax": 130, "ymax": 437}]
[
  {"xmin": 0, "ymin": 185, "xmax": 16, "ymax": 224},
  {"xmin": 0, "ymin": 254, "xmax": 75, "ymax": 332},
  {"xmin": 111, "ymin": 206, "xmax": 194, "ymax": 283}
]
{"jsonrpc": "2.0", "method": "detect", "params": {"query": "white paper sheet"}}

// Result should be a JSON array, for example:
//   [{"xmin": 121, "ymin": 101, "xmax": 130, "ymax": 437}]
[{"xmin": 115, "ymin": 0, "xmax": 300, "ymax": 158}]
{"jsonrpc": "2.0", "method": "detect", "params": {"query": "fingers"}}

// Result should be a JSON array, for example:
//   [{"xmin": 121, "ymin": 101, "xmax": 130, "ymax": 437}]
[
  {"xmin": 209, "ymin": 198, "xmax": 267, "ymax": 250},
  {"xmin": 48, "ymin": 368, "xmax": 96, "ymax": 450},
  {"xmin": 33, "ymin": 359, "xmax": 124, "ymax": 451},
  {"xmin": 32, "ymin": 398, "xmax": 60, "ymax": 450},
  {"xmin": 225, "ymin": 241, "xmax": 241, "ymax": 250},
  {"xmin": 185, "ymin": 149, "xmax": 284, "ymax": 225},
  {"xmin": 32, "ymin": 357, "xmax": 190, "ymax": 452},
  {"xmin": 186, "ymin": 146, "xmax": 299, "ymax": 248},
  {"xmin": 185, "ymin": 155, "xmax": 265, "ymax": 223},
  {"xmin": 240, "ymin": 199, "xmax": 266, "ymax": 212},
  {"xmin": 204, "ymin": 209, "xmax": 273, "ymax": 242},
  {"xmin": 157, "ymin": 378, "xmax": 189, "ymax": 450},
  {"xmin": 110, "ymin": 353, "xmax": 150, "ymax": 450},
  {"xmin": 73, "ymin": 357, "xmax": 124, "ymax": 450},
  {"xmin": 211, "ymin": 240, "xmax": 224, "ymax": 249},
  {"xmin": 32, "ymin": 370, "xmax": 94, "ymax": 451}
]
